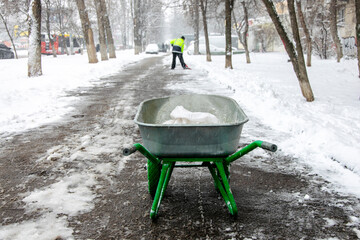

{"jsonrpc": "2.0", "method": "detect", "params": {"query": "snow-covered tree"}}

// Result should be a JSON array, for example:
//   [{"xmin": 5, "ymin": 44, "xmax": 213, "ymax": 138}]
[
  {"xmin": 311, "ymin": 2, "xmax": 332, "ymax": 59},
  {"xmin": 261, "ymin": 0, "xmax": 314, "ymax": 102},
  {"xmin": 194, "ymin": 0, "xmax": 200, "ymax": 55},
  {"xmin": 76, "ymin": 0, "xmax": 98, "ymax": 63},
  {"xmin": 130, "ymin": 0, "xmax": 164, "ymax": 54},
  {"xmin": 296, "ymin": 0, "xmax": 312, "ymax": 66},
  {"xmin": 183, "ymin": 0, "xmax": 200, "ymax": 55},
  {"xmin": 224, "ymin": 0, "xmax": 233, "ymax": 69},
  {"xmin": 100, "ymin": 0, "xmax": 116, "ymax": 58},
  {"xmin": 232, "ymin": 0, "xmax": 253, "ymax": 63},
  {"xmin": 53, "ymin": 0, "xmax": 72, "ymax": 55},
  {"xmin": 200, "ymin": 0, "xmax": 211, "ymax": 61},
  {"xmin": 303, "ymin": 0, "xmax": 345, "ymax": 61},
  {"xmin": 0, "ymin": 12, "xmax": 18, "ymax": 59},
  {"xmin": 43, "ymin": 0, "xmax": 57, "ymax": 57},
  {"xmin": 105, "ymin": 0, "xmax": 131, "ymax": 49},
  {"xmin": 131, "ymin": 0, "xmax": 142, "ymax": 54},
  {"xmin": 356, "ymin": 0, "xmax": 360, "ymax": 77},
  {"xmin": 28, "ymin": 0, "xmax": 42, "ymax": 77},
  {"xmin": 210, "ymin": 1, "xmax": 227, "ymax": 35},
  {"xmin": 0, "ymin": 0, "xmax": 28, "ymax": 59},
  {"xmin": 329, "ymin": 0, "xmax": 343, "ymax": 62},
  {"xmin": 94, "ymin": 0, "xmax": 108, "ymax": 60}
]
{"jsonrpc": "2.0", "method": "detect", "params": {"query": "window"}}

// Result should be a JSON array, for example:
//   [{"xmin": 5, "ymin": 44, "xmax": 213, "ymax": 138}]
[{"xmin": 338, "ymin": 7, "xmax": 345, "ymax": 23}]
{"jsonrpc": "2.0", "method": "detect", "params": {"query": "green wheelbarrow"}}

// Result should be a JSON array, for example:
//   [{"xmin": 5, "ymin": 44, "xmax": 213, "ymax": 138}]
[{"xmin": 123, "ymin": 94, "xmax": 277, "ymax": 219}]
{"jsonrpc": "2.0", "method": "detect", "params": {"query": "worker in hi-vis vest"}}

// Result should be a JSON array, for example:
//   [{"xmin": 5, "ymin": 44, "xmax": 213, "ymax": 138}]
[{"xmin": 170, "ymin": 36, "xmax": 190, "ymax": 69}]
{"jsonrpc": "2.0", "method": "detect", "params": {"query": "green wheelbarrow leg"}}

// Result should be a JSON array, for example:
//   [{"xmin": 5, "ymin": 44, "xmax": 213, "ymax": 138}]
[
  {"xmin": 161, "ymin": 162, "xmax": 175, "ymax": 197},
  {"xmin": 150, "ymin": 162, "xmax": 175, "ymax": 219},
  {"xmin": 215, "ymin": 162, "xmax": 238, "ymax": 215},
  {"xmin": 208, "ymin": 163, "xmax": 237, "ymax": 215}
]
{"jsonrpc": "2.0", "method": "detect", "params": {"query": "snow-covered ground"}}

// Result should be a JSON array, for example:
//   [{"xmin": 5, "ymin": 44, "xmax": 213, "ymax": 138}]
[
  {"xmin": 1, "ymin": 50, "xmax": 360, "ymax": 196},
  {"xmin": 0, "ymin": 50, "xmax": 360, "ymax": 239},
  {"xmin": 182, "ymin": 52, "xmax": 360, "ymax": 198}
]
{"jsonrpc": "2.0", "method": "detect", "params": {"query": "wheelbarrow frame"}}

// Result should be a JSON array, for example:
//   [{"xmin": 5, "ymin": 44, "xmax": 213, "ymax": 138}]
[{"xmin": 123, "ymin": 140, "xmax": 277, "ymax": 219}]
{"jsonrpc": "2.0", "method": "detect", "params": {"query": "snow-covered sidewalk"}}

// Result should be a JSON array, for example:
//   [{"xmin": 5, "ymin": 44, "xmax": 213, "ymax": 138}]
[{"xmin": 0, "ymin": 50, "xmax": 158, "ymax": 134}]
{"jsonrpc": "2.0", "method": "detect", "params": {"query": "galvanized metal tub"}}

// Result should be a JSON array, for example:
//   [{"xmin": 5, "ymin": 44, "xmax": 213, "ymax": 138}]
[{"xmin": 134, "ymin": 94, "xmax": 249, "ymax": 157}]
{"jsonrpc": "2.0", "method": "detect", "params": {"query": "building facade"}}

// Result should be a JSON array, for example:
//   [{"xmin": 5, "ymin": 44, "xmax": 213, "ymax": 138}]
[{"xmin": 337, "ymin": 0, "xmax": 357, "ymax": 56}]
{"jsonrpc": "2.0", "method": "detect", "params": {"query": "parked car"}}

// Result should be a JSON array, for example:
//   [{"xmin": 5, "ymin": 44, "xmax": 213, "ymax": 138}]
[
  {"xmin": 0, "ymin": 44, "xmax": 15, "ymax": 59},
  {"xmin": 158, "ymin": 43, "xmax": 168, "ymax": 52},
  {"xmin": 145, "ymin": 44, "xmax": 159, "ymax": 54}
]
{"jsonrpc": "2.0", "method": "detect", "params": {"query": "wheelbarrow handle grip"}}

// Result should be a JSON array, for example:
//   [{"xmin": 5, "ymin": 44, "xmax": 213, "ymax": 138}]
[
  {"xmin": 122, "ymin": 143, "xmax": 161, "ymax": 165},
  {"xmin": 260, "ymin": 141, "xmax": 277, "ymax": 152},
  {"xmin": 123, "ymin": 146, "xmax": 137, "ymax": 156},
  {"xmin": 226, "ymin": 140, "xmax": 277, "ymax": 163}
]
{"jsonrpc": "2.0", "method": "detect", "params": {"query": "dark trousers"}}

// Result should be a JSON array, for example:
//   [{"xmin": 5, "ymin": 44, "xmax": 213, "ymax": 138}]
[{"xmin": 171, "ymin": 52, "xmax": 186, "ymax": 69}]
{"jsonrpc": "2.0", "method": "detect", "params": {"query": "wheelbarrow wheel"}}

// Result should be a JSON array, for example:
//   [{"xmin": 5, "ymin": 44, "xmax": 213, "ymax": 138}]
[{"xmin": 147, "ymin": 160, "xmax": 161, "ymax": 197}]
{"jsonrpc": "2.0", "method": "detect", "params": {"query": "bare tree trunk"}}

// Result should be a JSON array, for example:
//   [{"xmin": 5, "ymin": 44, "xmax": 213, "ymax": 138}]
[
  {"xmin": 296, "ymin": 0, "xmax": 311, "ymax": 66},
  {"xmin": 55, "ymin": 4, "xmax": 69, "ymax": 56},
  {"xmin": 132, "ymin": 0, "xmax": 142, "ymax": 55},
  {"xmin": 200, "ymin": 0, "xmax": 211, "ymax": 62},
  {"xmin": 356, "ymin": 0, "xmax": 360, "ymax": 78},
  {"xmin": 0, "ymin": 13, "xmax": 18, "ymax": 59},
  {"xmin": 194, "ymin": 0, "xmax": 200, "ymax": 55},
  {"xmin": 241, "ymin": 1, "xmax": 250, "ymax": 64},
  {"xmin": 288, "ymin": 0, "xmax": 314, "ymax": 101},
  {"xmin": 94, "ymin": 0, "xmax": 108, "ymax": 61},
  {"xmin": 28, "ymin": 0, "xmax": 42, "ymax": 77},
  {"xmin": 100, "ymin": 0, "xmax": 116, "ymax": 58},
  {"xmin": 232, "ymin": 13, "xmax": 243, "ymax": 48},
  {"xmin": 69, "ymin": 34, "xmax": 74, "ymax": 55},
  {"xmin": 76, "ymin": 0, "xmax": 98, "ymax": 63},
  {"xmin": 329, "ymin": 0, "xmax": 343, "ymax": 62},
  {"xmin": 233, "ymin": 3, "xmax": 250, "ymax": 63},
  {"xmin": 44, "ymin": 0, "xmax": 57, "ymax": 58},
  {"xmin": 133, "ymin": 21, "xmax": 141, "ymax": 54},
  {"xmin": 61, "ymin": 34, "xmax": 70, "ymax": 56},
  {"xmin": 119, "ymin": 0, "xmax": 127, "ymax": 49},
  {"xmin": 225, "ymin": 0, "xmax": 233, "ymax": 69},
  {"xmin": 261, "ymin": 0, "xmax": 314, "ymax": 102}
]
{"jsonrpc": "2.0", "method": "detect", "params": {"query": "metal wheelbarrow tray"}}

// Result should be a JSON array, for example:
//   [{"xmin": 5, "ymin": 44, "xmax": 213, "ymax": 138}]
[
  {"xmin": 124, "ymin": 94, "xmax": 277, "ymax": 219},
  {"xmin": 134, "ymin": 94, "xmax": 248, "ymax": 157}
]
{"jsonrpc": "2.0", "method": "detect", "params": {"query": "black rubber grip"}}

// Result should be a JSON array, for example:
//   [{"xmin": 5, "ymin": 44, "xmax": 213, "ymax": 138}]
[
  {"xmin": 260, "ymin": 141, "xmax": 277, "ymax": 152},
  {"xmin": 123, "ymin": 146, "xmax": 137, "ymax": 156}
]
